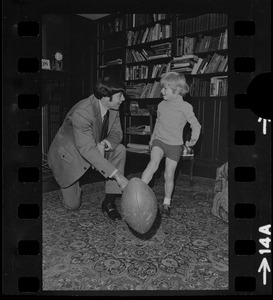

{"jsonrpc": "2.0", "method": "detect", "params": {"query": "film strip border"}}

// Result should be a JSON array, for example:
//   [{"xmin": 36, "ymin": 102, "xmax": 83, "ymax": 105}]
[{"xmin": 2, "ymin": 0, "xmax": 271, "ymax": 295}]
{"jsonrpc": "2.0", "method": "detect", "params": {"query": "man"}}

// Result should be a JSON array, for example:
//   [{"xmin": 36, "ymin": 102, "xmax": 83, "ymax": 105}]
[{"xmin": 47, "ymin": 76, "xmax": 129, "ymax": 220}]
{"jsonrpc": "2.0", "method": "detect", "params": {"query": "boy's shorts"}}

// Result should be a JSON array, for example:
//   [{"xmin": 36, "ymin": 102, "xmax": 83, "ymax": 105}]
[{"xmin": 152, "ymin": 139, "xmax": 182, "ymax": 162}]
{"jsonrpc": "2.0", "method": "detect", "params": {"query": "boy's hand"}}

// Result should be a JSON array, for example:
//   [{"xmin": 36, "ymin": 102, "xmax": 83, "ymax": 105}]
[
  {"xmin": 185, "ymin": 139, "xmax": 196, "ymax": 147},
  {"xmin": 113, "ymin": 171, "xmax": 129, "ymax": 191}
]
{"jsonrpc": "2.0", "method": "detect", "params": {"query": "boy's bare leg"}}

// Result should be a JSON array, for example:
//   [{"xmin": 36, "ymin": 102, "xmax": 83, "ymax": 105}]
[{"xmin": 141, "ymin": 146, "xmax": 164, "ymax": 185}]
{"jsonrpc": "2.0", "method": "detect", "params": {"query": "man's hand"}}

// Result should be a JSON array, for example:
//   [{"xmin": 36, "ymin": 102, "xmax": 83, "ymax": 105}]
[{"xmin": 113, "ymin": 171, "xmax": 129, "ymax": 191}]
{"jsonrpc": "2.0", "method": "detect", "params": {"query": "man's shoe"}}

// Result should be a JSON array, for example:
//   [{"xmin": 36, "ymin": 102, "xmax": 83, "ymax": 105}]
[
  {"xmin": 101, "ymin": 201, "xmax": 122, "ymax": 221},
  {"xmin": 161, "ymin": 204, "xmax": 171, "ymax": 217}
]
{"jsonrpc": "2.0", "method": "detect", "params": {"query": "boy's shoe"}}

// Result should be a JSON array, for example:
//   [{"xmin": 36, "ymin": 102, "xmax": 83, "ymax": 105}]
[{"xmin": 161, "ymin": 204, "xmax": 171, "ymax": 217}]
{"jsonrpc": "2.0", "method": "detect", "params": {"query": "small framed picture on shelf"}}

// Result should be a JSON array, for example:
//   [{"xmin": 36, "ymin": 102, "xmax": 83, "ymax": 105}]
[{"xmin": 41, "ymin": 59, "xmax": 51, "ymax": 70}]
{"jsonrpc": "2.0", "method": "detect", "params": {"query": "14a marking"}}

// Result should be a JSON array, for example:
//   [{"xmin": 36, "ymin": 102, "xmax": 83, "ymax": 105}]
[{"xmin": 258, "ymin": 224, "xmax": 271, "ymax": 285}]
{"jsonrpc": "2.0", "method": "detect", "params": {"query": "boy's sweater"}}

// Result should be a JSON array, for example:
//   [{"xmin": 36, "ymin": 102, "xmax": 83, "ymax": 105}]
[{"xmin": 151, "ymin": 95, "xmax": 201, "ymax": 145}]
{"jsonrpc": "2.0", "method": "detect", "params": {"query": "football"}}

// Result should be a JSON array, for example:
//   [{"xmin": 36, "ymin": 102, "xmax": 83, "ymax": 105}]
[{"xmin": 121, "ymin": 177, "xmax": 158, "ymax": 234}]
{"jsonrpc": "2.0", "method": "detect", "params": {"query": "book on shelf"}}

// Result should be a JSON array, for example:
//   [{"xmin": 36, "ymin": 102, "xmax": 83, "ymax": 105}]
[
  {"xmin": 157, "ymin": 63, "xmax": 169, "ymax": 77},
  {"xmin": 141, "ymin": 27, "xmax": 149, "ymax": 43},
  {"xmin": 210, "ymin": 76, "xmax": 228, "ymax": 97},
  {"xmin": 176, "ymin": 37, "xmax": 184, "ymax": 56},
  {"xmin": 198, "ymin": 54, "xmax": 212, "ymax": 74},
  {"xmin": 140, "ymin": 83, "xmax": 153, "ymax": 98},
  {"xmin": 147, "ymin": 53, "xmax": 171, "ymax": 60},
  {"xmin": 149, "ymin": 81, "xmax": 160, "ymax": 98},
  {"xmin": 141, "ymin": 48, "xmax": 152, "ymax": 59},
  {"xmin": 133, "ymin": 30, "xmax": 140, "ymax": 45},
  {"xmin": 173, "ymin": 54, "xmax": 199, "ymax": 61},
  {"xmin": 126, "ymin": 65, "xmax": 149, "ymax": 80},
  {"xmin": 173, "ymin": 62, "xmax": 195, "ymax": 68},
  {"xmin": 176, "ymin": 13, "xmax": 227, "ymax": 38},
  {"xmin": 202, "ymin": 52, "xmax": 220, "ymax": 73},
  {"xmin": 191, "ymin": 57, "xmax": 203, "ymax": 74},
  {"xmin": 129, "ymin": 43, "xmax": 171, "ymax": 62},
  {"xmin": 172, "ymin": 66, "xmax": 194, "ymax": 73},
  {"xmin": 126, "ymin": 31, "xmax": 134, "ymax": 46},
  {"xmin": 211, "ymin": 54, "xmax": 226, "ymax": 73},
  {"xmin": 189, "ymin": 77, "xmax": 211, "ymax": 97},
  {"xmin": 126, "ymin": 83, "xmax": 146, "ymax": 98},
  {"xmin": 171, "ymin": 54, "xmax": 199, "ymax": 73},
  {"xmin": 126, "ymin": 49, "xmax": 146, "ymax": 63},
  {"xmin": 150, "ymin": 42, "xmax": 172, "ymax": 50},
  {"xmin": 203, "ymin": 35, "xmax": 212, "ymax": 52},
  {"xmin": 204, "ymin": 53, "xmax": 228, "ymax": 74},
  {"xmin": 151, "ymin": 64, "xmax": 161, "ymax": 78},
  {"xmin": 183, "ymin": 36, "xmax": 195, "ymax": 54},
  {"xmin": 127, "ymin": 23, "xmax": 172, "ymax": 45},
  {"xmin": 153, "ymin": 81, "xmax": 162, "ymax": 98},
  {"xmin": 217, "ymin": 55, "xmax": 228, "ymax": 72},
  {"xmin": 153, "ymin": 14, "xmax": 168, "ymax": 21},
  {"xmin": 219, "ymin": 29, "xmax": 228, "ymax": 50},
  {"xmin": 126, "ymin": 14, "xmax": 173, "ymax": 29}
]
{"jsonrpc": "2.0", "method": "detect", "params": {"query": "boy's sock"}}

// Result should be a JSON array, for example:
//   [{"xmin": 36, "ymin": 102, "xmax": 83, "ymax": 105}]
[{"xmin": 163, "ymin": 197, "xmax": 171, "ymax": 206}]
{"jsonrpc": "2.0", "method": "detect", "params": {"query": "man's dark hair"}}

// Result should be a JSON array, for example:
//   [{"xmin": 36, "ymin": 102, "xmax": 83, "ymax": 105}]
[{"xmin": 94, "ymin": 76, "xmax": 126, "ymax": 100}]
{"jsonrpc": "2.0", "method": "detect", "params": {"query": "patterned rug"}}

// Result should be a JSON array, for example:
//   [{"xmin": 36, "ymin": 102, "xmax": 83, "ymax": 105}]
[{"xmin": 42, "ymin": 173, "xmax": 228, "ymax": 291}]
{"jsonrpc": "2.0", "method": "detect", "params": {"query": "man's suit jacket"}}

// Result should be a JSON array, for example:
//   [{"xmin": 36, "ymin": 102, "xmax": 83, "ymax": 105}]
[{"xmin": 47, "ymin": 94, "xmax": 123, "ymax": 188}]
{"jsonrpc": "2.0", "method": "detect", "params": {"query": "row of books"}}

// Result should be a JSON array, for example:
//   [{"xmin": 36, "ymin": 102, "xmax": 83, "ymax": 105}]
[
  {"xmin": 125, "ymin": 14, "xmax": 173, "ymax": 29},
  {"xmin": 150, "ymin": 63, "xmax": 171, "ymax": 78},
  {"xmin": 126, "ymin": 77, "xmax": 227, "ymax": 99},
  {"xmin": 140, "ymin": 81, "xmax": 162, "ymax": 98},
  {"xmin": 125, "ymin": 65, "xmax": 149, "ymax": 80},
  {"xmin": 101, "ymin": 13, "xmax": 227, "ymax": 35},
  {"xmin": 126, "ymin": 23, "xmax": 172, "ymax": 46},
  {"xmin": 210, "ymin": 76, "xmax": 228, "ymax": 97},
  {"xmin": 176, "ymin": 13, "xmax": 228, "ymax": 35},
  {"xmin": 189, "ymin": 76, "xmax": 228, "ymax": 97},
  {"xmin": 170, "ymin": 54, "xmax": 199, "ymax": 73},
  {"xmin": 176, "ymin": 29, "xmax": 228, "ymax": 56},
  {"xmin": 125, "ymin": 63, "xmax": 171, "ymax": 81},
  {"xmin": 126, "ymin": 83, "xmax": 147, "ymax": 98},
  {"xmin": 149, "ymin": 42, "xmax": 172, "ymax": 57},
  {"xmin": 126, "ymin": 43, "xmax": 172, "ymax": 63},
  {"xmin": 170, "ymin": 53, "xmax": 228, "ymax": 74},
  {"xmin": 191, "ymin": 53, "xmax": 228, "ymax": 74}
]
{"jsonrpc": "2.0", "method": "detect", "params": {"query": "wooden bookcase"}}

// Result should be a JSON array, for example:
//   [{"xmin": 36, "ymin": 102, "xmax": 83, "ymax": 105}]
[{"xmin": 95, "ymin": 13, "xmax": 228, "ymax": 168}]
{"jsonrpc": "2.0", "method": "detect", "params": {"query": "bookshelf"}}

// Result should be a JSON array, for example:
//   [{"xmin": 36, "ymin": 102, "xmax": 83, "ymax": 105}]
[
  {"xmin": 95, "ymin": 14, "xmax": 126, "ymax": 80},
  {"xmin": 95, "ymin": 13, "xmax": 228, "ymax": 166}
]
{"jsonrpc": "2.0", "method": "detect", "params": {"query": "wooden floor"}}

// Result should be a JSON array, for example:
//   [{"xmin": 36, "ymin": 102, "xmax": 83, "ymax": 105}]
[{"xmin": 43, "ymin": 152, "xmax": 217, "ymax": 193}]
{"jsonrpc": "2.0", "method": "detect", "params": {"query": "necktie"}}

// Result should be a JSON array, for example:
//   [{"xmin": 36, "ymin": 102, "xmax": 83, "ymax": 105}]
[{"xmin": 100, "ymin": 110, "xmax": 109, "ymax": 141}]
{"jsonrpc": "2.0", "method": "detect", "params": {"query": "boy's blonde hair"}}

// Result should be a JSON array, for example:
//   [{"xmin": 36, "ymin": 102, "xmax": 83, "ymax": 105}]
[{"xmin": 160, "ymin": 72, "xmax": 189, "ymax": 96}]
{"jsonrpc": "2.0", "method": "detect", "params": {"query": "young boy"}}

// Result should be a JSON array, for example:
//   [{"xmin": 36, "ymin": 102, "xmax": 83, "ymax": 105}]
[{"xmin": 141, "ymin": 72, "xmax": 201, "ymax": 216}]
